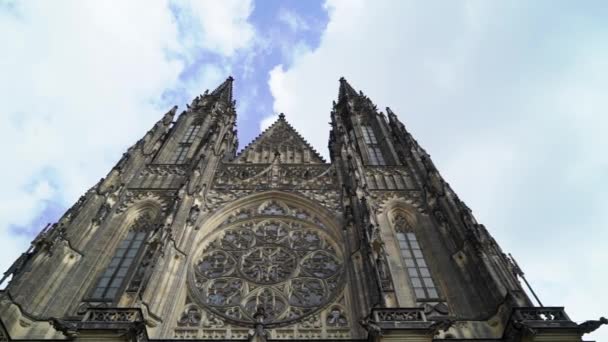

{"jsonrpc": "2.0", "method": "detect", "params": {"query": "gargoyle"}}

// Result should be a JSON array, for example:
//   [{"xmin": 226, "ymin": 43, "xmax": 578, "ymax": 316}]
[{"xmin": 578, "ymin": 316, "xmax": 608, "ymax": 334}]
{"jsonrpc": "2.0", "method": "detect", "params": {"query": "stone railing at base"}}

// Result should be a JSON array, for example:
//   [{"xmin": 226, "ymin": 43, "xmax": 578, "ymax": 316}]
[
  {"xmin": 83, "ymin": 308, "xmax": 143, "ymax": 323},
  {"xmin": 504, "ymin": 307, "xmax": 583, "ymax": 342}
]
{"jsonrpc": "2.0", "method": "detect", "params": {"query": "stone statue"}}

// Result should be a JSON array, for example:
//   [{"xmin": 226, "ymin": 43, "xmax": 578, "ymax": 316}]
[{"xmin": 187, "ymin": 205, "xmax": 200, "ymax": 226}]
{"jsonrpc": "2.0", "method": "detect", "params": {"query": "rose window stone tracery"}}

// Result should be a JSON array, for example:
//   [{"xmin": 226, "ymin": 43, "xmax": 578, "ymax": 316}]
[
  {"xmin": 190, "ymin": 216, "xmax": 344, "ymax": 326},
  {"xmin": 241, "ymin": 246, "xmax": 297, "ymax": 283}
]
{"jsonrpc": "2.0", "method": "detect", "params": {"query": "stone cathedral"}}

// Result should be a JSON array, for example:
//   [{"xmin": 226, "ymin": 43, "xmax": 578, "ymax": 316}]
[{"xmin": 0, "ymin": 77, "xmax": 604, "ymax": 342}]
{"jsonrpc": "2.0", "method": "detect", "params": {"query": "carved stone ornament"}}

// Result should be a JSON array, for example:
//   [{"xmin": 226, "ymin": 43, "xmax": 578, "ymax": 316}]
[
  {"xmin": 187, "ymin": 204, "xmax": 201, "ymax": 225},
  {"xmin": 578, "ymin": 316, "xmax": 607, "ymax": 334},
  {"xmin": 364, "ymin": 166, "xmax": 414, "ymax": 191},
  {"xmin": 369, "ymin": 190, "xmax": 425, "ymax": 214},
  {"xmin": 178, "ymin": 305, "xmax": 202, "ymax": 326},
  {"xmin": 49, "ymin": 318, "xmax": 79, "ymax": 338},
  {"xmin": 115, "ymin": 190, "xmax": 173, "ymax": 214},
  {"xmin": 188, "ymin": 217, "xmax": 344, "ymax": 327},
  {"xmin": 326, "ymin": 307, "xmax": 348, "ymax": 327},
  {"xmin": 92, "ymin": 202, "xmax": 112, "ymax": 224},
  {"xmin": 213, "ymin": 164, "xmax": 338, "ymax": 191}
]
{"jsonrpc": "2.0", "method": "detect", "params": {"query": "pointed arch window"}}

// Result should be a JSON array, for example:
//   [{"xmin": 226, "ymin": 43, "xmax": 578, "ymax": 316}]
[
  {"xmin": 183, "ymin": 124, "xmax": 201, "ymax": 143},
  {"xmin": 171, "ymin": 145, "xmax": 189, "ymax": 164},
  {"xmin": 361, "ymin": 125, "xmax": 385, "ymax": 165},
  {"xmin": 171, "ymin": 123, "xmax": 201, "ymax": 164},
  {"xmin": 90, "ymin": 214, "xmax": 155, "ymax": 301},
  {"xmin": 394, "ymin": 214, "xmax": 439, "ymax": 300}
]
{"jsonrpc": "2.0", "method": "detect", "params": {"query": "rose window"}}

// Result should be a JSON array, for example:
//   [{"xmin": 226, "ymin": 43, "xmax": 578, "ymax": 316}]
[{"xmin": 189, "ymin": 218, "xmax": 343, "ymax": 326}]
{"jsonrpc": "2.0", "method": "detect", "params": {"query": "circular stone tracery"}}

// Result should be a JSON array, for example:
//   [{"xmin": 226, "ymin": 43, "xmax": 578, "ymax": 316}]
[
  {"xmin": 190, "ymin": 216, "xmax": 344, "ymax": 326},
  {"xmin": 241, "ymin": 246, "xmax": 297, "ymax": 284}
]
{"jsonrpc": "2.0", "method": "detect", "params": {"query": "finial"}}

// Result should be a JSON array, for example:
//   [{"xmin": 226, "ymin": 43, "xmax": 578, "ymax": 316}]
[
  {"xmin": 278, "ymin": 113, "xmax": 285, "ymax": 119},
  {"xmin": 227, "ymin": 75, "xmax": 234, "ymax": 81},
  {"xmin": 339, "ymin": 77, "xmax": 346, "ymax": 82}
]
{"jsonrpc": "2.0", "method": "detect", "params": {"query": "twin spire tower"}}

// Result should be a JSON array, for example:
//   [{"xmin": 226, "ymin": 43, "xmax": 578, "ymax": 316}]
[{"xmin": 0, "ymin": 77, "xmax": 602, "ymax": 341}]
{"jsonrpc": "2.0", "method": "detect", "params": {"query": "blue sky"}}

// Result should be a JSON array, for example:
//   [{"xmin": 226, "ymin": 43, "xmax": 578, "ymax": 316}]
[{"xmin": 0, "ymin": 1, "xmax": 607, "ymax": 340}]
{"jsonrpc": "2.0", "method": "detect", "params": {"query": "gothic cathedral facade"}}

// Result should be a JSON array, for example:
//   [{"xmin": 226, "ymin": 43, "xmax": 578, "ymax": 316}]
[{"xmin": 0, "ymin": 78, "xmax": 603, "ymax": 341}]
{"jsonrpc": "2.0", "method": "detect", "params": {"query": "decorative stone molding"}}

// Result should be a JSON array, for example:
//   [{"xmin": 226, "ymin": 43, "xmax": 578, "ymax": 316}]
[
  {"xmin": 83, "ymin": 308, "xmax": 142, "ymax": 322},
  {"xmin": 115, "ymin": 190, "xmax": 174, "ymax": 214},
  {"xmin": 205, "ymin": 189, "xmax": 342, "ymax": 216},
  {"xmin": 373, "ymin": 308, "xmax": 425, "ymax": 323},
  {"xmin": 370, "ymin": 190, "xmax": 425, "ymax": 214},
  {"xmin": 214, "ymin": 163, "xmax": 338, "ymax": 191},
  {"xmin": 364, "ymin": 165, "xmax": 415, "ymax": 190},
  {"xmin": 131, "ymin": 164, "xmax": 187, "ymax": 189}
]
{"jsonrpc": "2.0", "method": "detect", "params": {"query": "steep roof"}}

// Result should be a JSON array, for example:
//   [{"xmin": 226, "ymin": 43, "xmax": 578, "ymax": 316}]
[{"xmin": 234, "ymin": 113, "xmax": 326, "ymax": 164}]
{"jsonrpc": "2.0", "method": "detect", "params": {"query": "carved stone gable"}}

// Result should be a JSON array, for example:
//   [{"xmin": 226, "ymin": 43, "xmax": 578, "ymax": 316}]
[{"xmin": 233, "ymin": 116, "xmax": 325, "ymax": 164}]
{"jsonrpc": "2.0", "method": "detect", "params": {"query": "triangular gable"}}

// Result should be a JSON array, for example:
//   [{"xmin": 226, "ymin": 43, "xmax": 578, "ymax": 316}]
[{"xmin": 234, "ymin": 114, "xmax": 326, "ymax": 164}]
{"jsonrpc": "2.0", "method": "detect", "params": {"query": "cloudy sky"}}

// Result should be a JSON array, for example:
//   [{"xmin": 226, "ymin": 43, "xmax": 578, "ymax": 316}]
[{"xmin": 0, "ymin": 1, "xmax": 606, "ymax": 340}]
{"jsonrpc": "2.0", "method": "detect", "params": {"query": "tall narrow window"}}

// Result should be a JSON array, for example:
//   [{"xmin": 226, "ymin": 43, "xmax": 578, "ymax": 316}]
[
  {"xmin": 394, "ymin": 215, "xmax": 439, "ymax": 300},
  {"xmin": 361, "ymin": 126, "xmax": 378, "ymax": 144},
  {"xmin": 368, "ymin": 146, "xmax": 386, "ymax": 165},
  {"xmin": 171, "ymin": 123, "xmax": 201, "ymax": 164},
  {"xmin": 361, "ymin": 125, "xmax": 386, "ymax": 165},
  {"xmin": 92, "ymin": 231, "xmax": 146, "ymax": 300},
  {"xmin": 183, "ymin": 124, "xmax": 201, "ymax": 143},
  {"xmin": 91, "ymin": 215, "xmax": 154, "ymax": 301},
  {"xmin": 171, "ymin": 145, "xmax": 189, "ymax": 164}
]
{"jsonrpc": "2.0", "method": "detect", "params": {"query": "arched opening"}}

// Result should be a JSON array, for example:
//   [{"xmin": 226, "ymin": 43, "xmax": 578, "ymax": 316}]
[
  {"xmin": 388, "ymin": 209, "xmax": 441, "ymax": 301},
  {"xmin": 88, "ymin": 202, "xmax": 162, "ymax": 303}
]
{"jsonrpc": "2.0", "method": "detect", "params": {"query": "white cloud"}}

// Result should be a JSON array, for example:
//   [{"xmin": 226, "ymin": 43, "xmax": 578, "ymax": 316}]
[
  {"xmin": 0, "ymin": 0, "xmax": 256, "ymax": 287},
  {"xmin": 260, "ymin": 113, "xmax": 279, "ymax": 132},
  {"xmin": 269, "ymin": 1, "xmax": 608, "ymax": 340},
  {"xmin": 278, "ymin": 8, "xmax": 311, "ymax": 33},
  {"xmin": 175, "ymin": 0, "xmax": 255, "ymax": 57}
]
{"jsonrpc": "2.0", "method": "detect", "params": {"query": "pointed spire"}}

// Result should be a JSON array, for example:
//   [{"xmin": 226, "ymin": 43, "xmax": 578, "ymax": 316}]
[
  {"xmin": 386, "ymin": 107, "xmax": 399, "ymax": 124},
  {"xmin": 386, "ymin": 106, "xmax": 410, "ymax": 134},
  {"xmin": 338, "ymin": 77, "xmax": 359, "ymax": 102},
  {"xmin": 162, "ymin": 105, "xmax": 178, "ymax": 125},
  {"xmin": 210, "ymin": 76, "xmax": 234, "ymax": 104}
]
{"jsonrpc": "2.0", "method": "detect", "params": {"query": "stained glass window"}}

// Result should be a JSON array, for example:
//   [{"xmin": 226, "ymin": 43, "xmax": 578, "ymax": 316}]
[
  {"xmin": 361, "ymin": 125, "xmax": 385, "ymax": 165},
  {"xmin": 183, "ymin": 124, "xmax": 201, "ymax": 143},
  {"xmin": 171, "ymin": 123, "xmax": 201, "ymax": 164},
  {"xmin": 368, "ymin": 146, "xmax": 386, "ymax": 165},
  {"xmin": 190, "ymin": 216, "xmax": 344, "ymax": 325},
  {"xmin": 91, "ymin": 230, "xmax": 146, "ymax": 300},
  {"xmin": 171, "ymin": 144, "xmax": 190, "ymax": 164},
  {"xmin": 396, "ymin": 232, "xmax": 439, "ymax": 300}
]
